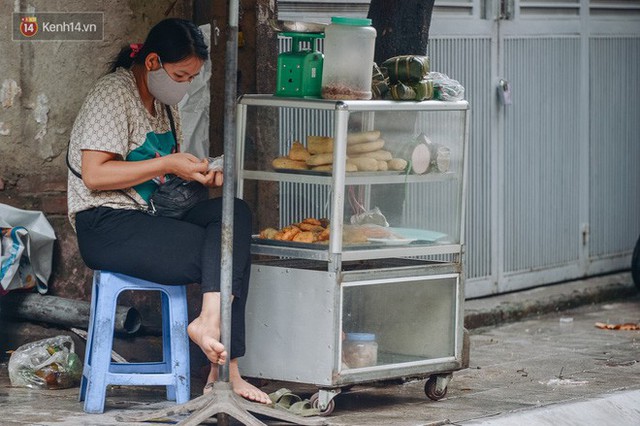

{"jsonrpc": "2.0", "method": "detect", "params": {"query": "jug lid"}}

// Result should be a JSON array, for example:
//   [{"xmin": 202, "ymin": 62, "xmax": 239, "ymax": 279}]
[{"xmin": 330, "ymin": 16, "xmax": 372, "ymax": 26}]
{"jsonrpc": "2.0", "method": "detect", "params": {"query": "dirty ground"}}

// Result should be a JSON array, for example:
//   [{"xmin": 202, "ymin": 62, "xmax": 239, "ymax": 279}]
[{"xmin": 1, "ymin": 283, "xmax": 638, "ymax": 425}]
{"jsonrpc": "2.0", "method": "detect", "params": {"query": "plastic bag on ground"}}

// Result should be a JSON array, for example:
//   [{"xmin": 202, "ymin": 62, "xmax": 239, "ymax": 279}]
[{"xmin": 8, "ymin": 335, "xmax": 82, "ymax": 389}]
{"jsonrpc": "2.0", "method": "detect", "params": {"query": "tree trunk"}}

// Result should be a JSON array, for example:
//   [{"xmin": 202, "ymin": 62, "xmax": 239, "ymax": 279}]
[
  {"xmin": 367, "ymin": 0, "xmax": 435, "ymax": 225},
  {"xmin": 368, "ymin": 0, "xmax": 435, "ymax": 64}
]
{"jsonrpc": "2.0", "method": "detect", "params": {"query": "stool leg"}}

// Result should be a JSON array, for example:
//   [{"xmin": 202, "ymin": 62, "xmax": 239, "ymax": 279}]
[
  {"xmin": 83, "ymin": 277, "xmax": 119, "ymax": 414},
  {"xmin": 79, "ymin": 272, "xmax": 100, "ymax": 402},
  {"xmin": 161, "ymin": 291, "xmax": 176, "ymax": 401},
  {"xmin": 170, "ymin": 286, "xmax": 190, "ymax": 404}
]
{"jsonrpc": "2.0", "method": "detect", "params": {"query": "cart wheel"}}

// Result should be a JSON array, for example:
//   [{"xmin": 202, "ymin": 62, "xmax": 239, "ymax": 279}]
[
  {"xmin": 424, "ymin": 376, "xmax": 448, "ymax": 401},
  {"xmin": 309, "ymin": 392, "xmax": 336, "ymax": 416}
]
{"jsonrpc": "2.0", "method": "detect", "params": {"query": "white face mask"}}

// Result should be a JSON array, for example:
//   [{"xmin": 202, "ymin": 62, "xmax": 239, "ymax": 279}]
[{"xmin": 147, "ymin": 58, "xmax": 190, "ymax": 105}]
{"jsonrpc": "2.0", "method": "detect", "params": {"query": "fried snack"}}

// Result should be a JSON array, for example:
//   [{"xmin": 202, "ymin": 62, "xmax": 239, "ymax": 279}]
[
  {"xmin": 302, "ymin": 217, "xmax": 322, "ymax": 226},
  {"xmin": 347, "ymin": 139, "xmax": 385, "ymax": 155},
  {"xmin": 307, "ymin": 135, "xmax": 334, "ymax": 154},
  {"xmin": 288, "ymin": 141, "xmax": 311, "ymax": 161},
  {"xmin": 306, "ymin": 153, "xmax": 335, "ymax": 166},
  {"xmin": 272, "ymin": 156, "xmax": 308, "ymax": 170},
  {"xmin": 317, "ymin": 227, "xmax": 330, "ymax": 241},
  {"xmin": 377, "ymin": 160, "xmax": 389, "ymax": 171},
  {"xmin": 347, "ymin": 130, "xmax": 381, "ymax": 145},
  {"xmin": 358, "ymin": 225, "xmax": 400, "ymax": 239},
  {"xmin": 299, "ymin": 223, "xmax": 325, "ymax": 232},
  {"xmin": 259, "ymin": 227, "xmax": 278, "ymax": 239},
  {"xmin": 293, "ymin": 231, "xmax": 314, "ymax": 243},
  {"xmin": 274, "ymin": 225, "xmax": 301, "ymax": 241},
  {"xmin": 342, "ymin": 226, "xmax": 368, "ymax": 244}
]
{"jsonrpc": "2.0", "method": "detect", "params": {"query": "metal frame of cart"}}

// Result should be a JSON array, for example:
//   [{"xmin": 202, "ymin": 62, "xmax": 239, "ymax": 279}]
[{"xmin": 236, "ymin": 95, "xmax": 470, "ymax": 415}]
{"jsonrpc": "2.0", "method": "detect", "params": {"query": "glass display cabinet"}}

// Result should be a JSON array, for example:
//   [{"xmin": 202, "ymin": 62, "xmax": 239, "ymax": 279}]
[{"xmin": 235, "ymin": 95, "xmax": 470, "ymax": 415}]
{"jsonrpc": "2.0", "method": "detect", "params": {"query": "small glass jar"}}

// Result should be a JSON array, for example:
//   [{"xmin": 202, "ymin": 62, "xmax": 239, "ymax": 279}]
[
  {"xmin": 321, "ymin": 17, "xmax": 377, "ymax": 100},
  {"xmin": 342, "ymin": 332, "xmax": 378, "ymax": 368}
]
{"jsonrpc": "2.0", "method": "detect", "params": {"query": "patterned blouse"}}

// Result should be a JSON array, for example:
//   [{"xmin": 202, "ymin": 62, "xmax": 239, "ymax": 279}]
[{"xmin": 67, "ymin": 67, "xmax": 183, "ymax": 229}]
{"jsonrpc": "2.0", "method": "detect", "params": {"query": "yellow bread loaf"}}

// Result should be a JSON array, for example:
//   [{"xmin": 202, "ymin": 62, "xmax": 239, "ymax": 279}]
[
  {"xmin": 306, "ymin": 152, "xmax": 335, "ymax": 166},
  {"xmin": 288, "ymin": 141, "xmax": 311, "ymax": 161},
  {"xmin": 307, "ymin": 135, "xmax": 334, "ymax": 154},
  {"xmin": 272, "ymin": 156, "xmax": 308, "ymax": 170}
]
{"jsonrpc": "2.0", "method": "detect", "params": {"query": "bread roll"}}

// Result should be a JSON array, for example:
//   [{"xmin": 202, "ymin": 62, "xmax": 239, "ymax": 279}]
[
  {"xmin": 346, "ymin": 139, "xmax": 385, "ymax": 155},
  {"xmin": 349, "ymin": 157, "xmax": 378, "ymax": 172},
  {"xmin": 312, "ymin": 162, "xmax": 358, "ymax": 172},
  {"xmin": 388, "ymin": 158, "xmax": 408, "ymax": 171},
  {"xmin": 347, "ymin": 130, "xmax": 381, "ymax": 145},
  {"xmin": 350, "ymin": 149, "xmax": 393, "ymax": 161},
  {"xmin": 344, "ymin": 160, "xmax": 359, "ymax": 172},
  {"xmin": 377, "ymin": 160, "xmax": 388, "ymax": 171}
]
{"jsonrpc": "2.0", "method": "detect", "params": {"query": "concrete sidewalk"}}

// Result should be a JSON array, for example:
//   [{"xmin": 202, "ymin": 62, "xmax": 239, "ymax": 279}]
[{"xmin": 1, "ymin": 272, "xmax": 638, "ymax": 425}]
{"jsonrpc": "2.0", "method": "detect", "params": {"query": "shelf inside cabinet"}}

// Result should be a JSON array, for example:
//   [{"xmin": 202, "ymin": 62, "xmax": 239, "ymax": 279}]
[
  {"xmin": 251, "ymin": 240, "xmax": 462, "ymax": 261},
  {"xmin": 240, "ymin": 170, "xmax": 458, "ymax": 185}
]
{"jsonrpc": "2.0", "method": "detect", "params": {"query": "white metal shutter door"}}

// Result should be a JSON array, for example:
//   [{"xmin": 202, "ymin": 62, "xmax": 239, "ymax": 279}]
[
  {"xmin": 587, "ymin": 1, "xmax": 640, "ymax": 270},
  {"xmin": 427, "ymin": 37, "xmax": 493, "ymax": 283},
  {"xmin": 502, "ymin": 37, "xmax": 582, "ymax": 277}
]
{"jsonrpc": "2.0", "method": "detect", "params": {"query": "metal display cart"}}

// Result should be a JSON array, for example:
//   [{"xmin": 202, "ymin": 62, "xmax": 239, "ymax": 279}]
[{"xmin": 236, "ymin": 95, "xmax": 470, "ymax": 415}]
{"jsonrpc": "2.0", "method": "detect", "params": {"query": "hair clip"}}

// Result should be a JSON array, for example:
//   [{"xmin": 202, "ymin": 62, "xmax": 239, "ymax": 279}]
[{"xmin": 129, "ymin": 43, "xmax": 144, "ymax": 58}]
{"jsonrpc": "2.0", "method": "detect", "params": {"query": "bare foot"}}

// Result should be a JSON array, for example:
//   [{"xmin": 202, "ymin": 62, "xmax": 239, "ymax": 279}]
[
  {"xmin": 187, "ymin": 315, "xmax": 227, "ymax": 365},
  {"xmin": 204, "ymin": 360, "xmax": 271, "ymax": 404}
]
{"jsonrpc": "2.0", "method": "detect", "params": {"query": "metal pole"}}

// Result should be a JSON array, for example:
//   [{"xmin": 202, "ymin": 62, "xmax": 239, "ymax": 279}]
[{"xmin": 219, "ymin": 0, "xmax": 239, "ymax": 385}]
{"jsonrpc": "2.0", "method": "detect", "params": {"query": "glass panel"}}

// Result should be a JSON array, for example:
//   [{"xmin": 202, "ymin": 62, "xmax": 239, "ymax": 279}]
[
  {"xmin": 340, "ymin": 275, "xmax": 457, "ymax": 371},
  {"xmin": 239, "ymin": 99, "xmax": 466, "ymax": 256}
]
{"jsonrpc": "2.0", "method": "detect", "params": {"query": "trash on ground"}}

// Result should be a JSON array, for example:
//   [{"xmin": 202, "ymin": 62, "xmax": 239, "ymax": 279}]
[
  {"xmin": 8, "ymin": 335, "xmax": 82, "ymax": 389},
  {"xmin": 594, "ymin": 322, "xmax": 640, "ymax": 330},
  {"xmin": 541, "ymin": 378, "xmax": 589, "ymax": 386}
]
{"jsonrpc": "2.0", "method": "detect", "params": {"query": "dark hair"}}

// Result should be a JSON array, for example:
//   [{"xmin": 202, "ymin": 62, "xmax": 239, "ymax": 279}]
[{"xmin": 109, "ymin": 18, "xmax": 208, "ymax": 73}]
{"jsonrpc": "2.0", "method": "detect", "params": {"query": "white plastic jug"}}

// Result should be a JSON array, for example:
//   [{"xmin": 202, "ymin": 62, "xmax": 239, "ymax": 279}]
[{"xmin": 321, "ymin": 17, "xmax": 376, "ymax": 100}]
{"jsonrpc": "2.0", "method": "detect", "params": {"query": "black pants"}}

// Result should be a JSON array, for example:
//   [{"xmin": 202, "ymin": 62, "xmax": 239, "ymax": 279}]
[{"xmin": 75, "ymin": 198, "xmax": 253, "ymax": 359}]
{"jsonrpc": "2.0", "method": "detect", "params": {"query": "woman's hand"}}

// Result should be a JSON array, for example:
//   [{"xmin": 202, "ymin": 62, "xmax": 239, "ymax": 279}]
[
  {"xmin": 165, "ymin": 153, "xmax": 210, "ymax": 183},
  {"xmin": 200, "ymin": 170, "xmax": 224, "ymax": 187},
  {"xmin": 167, "ymin": 153, "xmax": 223, "ymax": 187}
]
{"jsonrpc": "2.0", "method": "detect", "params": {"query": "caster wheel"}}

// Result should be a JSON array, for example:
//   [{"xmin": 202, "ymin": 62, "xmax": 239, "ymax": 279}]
[
  {"xmin": 424, "ymin": 376, "xmax": 448, "ymax": 401},
  {"xmin": 309, "ymin": 392, "xmax": 336, "ymax": 416}
]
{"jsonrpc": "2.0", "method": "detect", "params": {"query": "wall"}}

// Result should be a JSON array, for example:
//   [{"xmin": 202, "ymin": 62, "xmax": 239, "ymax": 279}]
[{"xmin": 0, "ymin": 0, "xmax": 192, "ymax": 304}]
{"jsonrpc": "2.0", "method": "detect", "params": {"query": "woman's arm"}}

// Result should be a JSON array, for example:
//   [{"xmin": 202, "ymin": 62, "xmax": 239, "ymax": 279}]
[{"xmin": 81, "ymin": 150, "xmax": 212, "ymax": 191}]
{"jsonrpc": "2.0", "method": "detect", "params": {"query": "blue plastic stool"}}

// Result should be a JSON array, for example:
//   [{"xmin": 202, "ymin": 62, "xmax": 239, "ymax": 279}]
[{"xmin": 79, "ymin": 271, "xmax": 190, "ymax": 413}]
